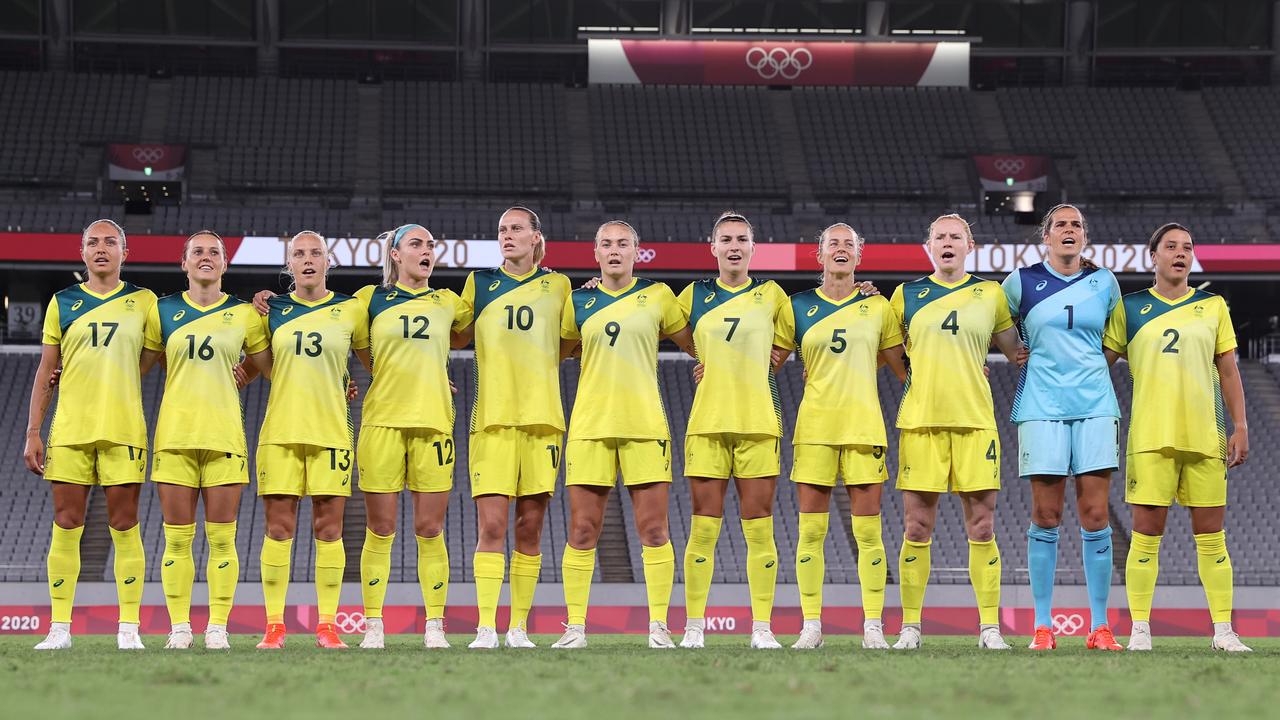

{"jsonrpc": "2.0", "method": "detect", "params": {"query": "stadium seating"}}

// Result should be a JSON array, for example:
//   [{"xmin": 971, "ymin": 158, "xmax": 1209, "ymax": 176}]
[{"xmin": 1204, "ymin": 87, "xmax": 1280, "ymax": 200}]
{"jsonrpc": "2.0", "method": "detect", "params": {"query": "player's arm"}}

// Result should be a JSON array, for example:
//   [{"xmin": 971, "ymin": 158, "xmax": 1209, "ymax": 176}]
[
  {"xmin": 23, "ymin": 343, "xmax": 61, "ymax": 474},
  {"xmin": 879, "ymin": 343, "xmax": 908, "ymax": 383},
  {"xmin": 140, "ymin": 348, "xmax": 164, "ymax": 376},
  {"xmin": 1215, "ymin": 349, "xmax": 1248, "ymax": 467},
  {"xmin": 559, "ymin": 338, "xmax": 581, "ymax": 360},
  {"xmin": 771, "ymin": 346, "xmax": 792, "ymax": 371},
  {"xmin": 991, "ymin": 325, "xmax": 1022, "ymax": 363},
  {"xmin": 665, "ymin": 325, "xmax": 696, "ymax": 359}
]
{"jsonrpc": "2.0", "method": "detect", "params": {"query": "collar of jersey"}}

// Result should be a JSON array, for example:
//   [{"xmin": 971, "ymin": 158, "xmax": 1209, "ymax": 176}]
[
  {"xmin": 500, "ymin": 265, "xmax": 539, "ymax": 282},
  {"xmin": 1147, "ymin": 287, "xmax": 1195, "ymax": 306},
  {"xmin": 928, "ymin": 273, "xmax": 972, "ymax": 289},
  {"xmin": 815, "ymin": 287, "xmax": 861, "ymax": 306},
  {"xmin": 598, "ymin": 278, "xmax": 638, "ymax": 297},
  {"xmin": 182, "ymin": 291, "xmax": 228, "ymax": 311},
  {"xmin": 715, "ymin": 277, "xmax": 752, "ymax": 293},
  {"xmin": 1041, "ymin": 262, "xmax": 1084, "ymax": 283},
  {"xmin": 289, "ymin": 290, "xmax": 335, "ymax": 307},
  {"xmin": 394, "ymin": 281, "xmax": 432, "ymax": 296},
  {"xmin": 80, "ymin": 281, "xmax": 126, "ymax": 300}
]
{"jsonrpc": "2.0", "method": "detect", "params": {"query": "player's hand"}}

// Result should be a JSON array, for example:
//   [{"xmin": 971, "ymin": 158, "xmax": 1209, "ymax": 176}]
[
  {"xmin": 855, "ymin": 280, "xmax": 880, "ymax": 297},
  {"xmin": 23, "ymin": 433, "xmax": 45, "ymax": 475},
  {"xmin": 1015, "ymin": 347, "xmax": 1030, "ymax": 367},
  {"xmin": 252, "ymin": 290, "xmax": 277, "ymax": 316},
  {"xmin": 347, "ymin": 379, "xmax": 359, "ymax": 402},
  {"xmin": 581, "ymin": 277, "xmax": 601, "ymax": 290},
  {"xmin": 770, "ymin": 347, "xmax": 788, "ymax": 368},
  {"xmin": 692, "ymin": 362, "xmax": 704, "ymax": 384},
  {"xmin": 449, "ymin": 380, "xmax": 458, "ymax": 395},
  {"xmin": 232, "ymin": 363, "xmax": 250, "ymax": 390},
  {"xmin": 47, "ymin": 367, "xmax": 61, "ymax": 387},
  {"xmin": 1227, "ymin": 427, "xmax": 1249, "ymax": 468},
  {"xmin": 983, "ymin": 365, "xmax": 990, "ymax": 378}
]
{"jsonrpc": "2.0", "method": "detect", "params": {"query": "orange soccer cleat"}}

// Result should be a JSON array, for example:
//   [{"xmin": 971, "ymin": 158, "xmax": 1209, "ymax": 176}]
[
  {"xmin": 256, "ymin": 623, "xmax": 287, "ymax": 649},
  {"xmin": 1086, "ymin": 624, "xmax": 1123, "ymax": 651},
  {"xmin": 1028, "ymin": 625, "xmax": 1057, "ymax": 650},
  {"xmin": 315, "ymin": 623, "xmax": 348, "ymax": 649}
]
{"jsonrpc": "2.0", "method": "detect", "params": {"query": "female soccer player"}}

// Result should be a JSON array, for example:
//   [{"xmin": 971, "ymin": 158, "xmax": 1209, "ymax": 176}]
[
  {"xmin": 1003, "ymin": 205, "xmax": 1124, "ymax": 651},
  {"xmin": 253, "ymin": 230, "xmax": 370, "ymax": 650},
  {"xmin": 144, "ymin": 231, "xmax": 273, "ymax": 650},
  {"xmin": 677, "ymin": 211, "xmax": 791, "ymax": 650},
  {"xmin": 552, "ymin": 221, "xmax": 695, "ymax": 650},
  {"xmin": 353, "ymin": 224, "xmax": 471, "ymax": 650},
  {"xmin": 773, "ymin": 223, "xmax": 907, "ymax": 650},
  {"xmin": 1103, "ymin": 223, "xmax": 1250, "ymax": 652},
  {"xmin": 25, "ymin": 219, "xmax": 158, "ymax": 651},
  {"xmin": 889, "ymin": 214, "xmax": 1022, "ymax": 651},
  {"xmin": 456, "ymin": 207, "xmax": 571, "ymax": 649}
]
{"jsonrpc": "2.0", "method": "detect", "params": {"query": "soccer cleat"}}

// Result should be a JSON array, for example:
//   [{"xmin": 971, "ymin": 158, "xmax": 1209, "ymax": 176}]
[
  {"xmin": 204, "ymin": 625, "xmax": 231, "ymax": 650},
  {"xmin": 423, "ymin": 618, "xmax": 450, "ymax": 649},
  {"xmin": 504, "ymin": 624, "xmax": 537, "ymax": 648},
  {"xmin": 552, "ymin": 623, "xmax": 587, "ymax": 649},
  {"xmin": 750, "ymin": 624, "xmax": 783, "ymax": 650},
  {"xmin": 165, "ymin": 624, "xmax": 194, "ymax": 650},
  {"xmin": 893, "ymin": 625, "xmax": 922, "ymax": 650},
  {"xmin": 1028, "ymin": 625, "xmax": 1056, "ymax": 650},
  {"xmin": 360, "ymin": 617, "xmax": 385, "ymax": 649},
  {"xmin": 1086, "ymin": 625, "xmax": 1123, "ymax": 651},
  {"xmin": 679, "ymin": 623, "xmax": 705, "ymax": 649},
  {"xmin": 256, "ymin": 623, "xmax": 287, "ymax": 649},
  {"xmin": 648, "ymin": 620, "xmax": 675, "ymax": 649},
  {"xmin": 978, "ymin": 626, "xmax": 1010, "ymax": 650},
  {"xmin": 468, "ymin": 626, "xmax": 499, "ymax": 649},
  {"xmin": 1127, "ymin": 621, "xmax": 1152, "ymax": 651},
  {"xmin": 33, "ymin": 623, "xmax": 72, "ymax": 650},
  {"xmin": 1212, "ymin": 630, "xmax": 1252, "ymax": 653},
  {"xmin": 791, "ymin": 620, "xmax": 824, "ymax": 649},
  {"xmin": 315, "ymin": 623, "xmax": 348, "ymax": 649},
  {"xmin": 862, "ymin": 621, "xmax": 890, "ymax": 650},
  {"xmin": 117, "ymin": 623, "xmax": 145, "ymax": 650}
]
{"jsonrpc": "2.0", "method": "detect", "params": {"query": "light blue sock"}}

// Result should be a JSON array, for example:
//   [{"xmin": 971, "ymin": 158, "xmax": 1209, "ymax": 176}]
[
  {"xmin": 1027, "ymin": 523, "xmax": 1060, "ymax": 629},
  {"xmin": 1080, "ymin": 526, "xmax": 1113, "ymax": 631}
]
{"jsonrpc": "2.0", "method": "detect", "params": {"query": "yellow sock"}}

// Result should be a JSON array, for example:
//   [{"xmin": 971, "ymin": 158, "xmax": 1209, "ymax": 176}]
[
  {"xmin": 204, "ymin": 521, "xmax": 238, "ymax": 626},
  {"xmin": 641, "ymin": 541, "xmax": 674, "ymax": 624},
  {"xmin": 315, "ymin": 539, "xmax": 345, "ymax": 625},
  {"xmin": 416, "ymin": 533, "xmax": 449, "ymax": 620},
  {"xmin": 741, "ymin": 516, "xmax": 778, "ymax": 624},
  {"xmin": 359, "ymin": 529, "xmax": 394, "ymax": 619},
  {"xmin": 899, "ymin": 537, "xmax": 932, "ymax": 626},
  {"xmin": 47, "ymin": 524, "xmax": 83, "ymax": 624},
  {"xmin": 1195, "ymin": 531, "xmax": 1233, "ymax": 624},
  {"xmin": 473, "ymin": 551, "xmax": 505, "ymax": 629},
  {"xmin": 161, "ymin": 523, "xmax": 196, "ymax": 626},
  {"xmin": 260, "ymin": 536, "xmax": 293, "ymax": 625},
  {"xmin": 795, "ymin": 512, "xmax": 828, "ymax": 621},
  {"xmin": 1126, "ymin": 532, "xmax": 1162, "ymax": 623},
  {"xmin": 683, "ymin": 515, "xmax": 722, "ymax": 620},
  {"xmin": 561, "ymin": 545, "xmax": 596, "ymax": 626},
  {"xmin": 109, "ymin": 524, "xmax": 145, "ymax": 625},
  {"xmin": 852, "ymin": 514, "xmax": 886, "ymax": 621},
  {"xmin": 508, "ymin": 552, "xmax": 541, "ymax": 630},
  {"xmin": 967, "ymin": 537, "xmax": 1002, "ymax": 626}
]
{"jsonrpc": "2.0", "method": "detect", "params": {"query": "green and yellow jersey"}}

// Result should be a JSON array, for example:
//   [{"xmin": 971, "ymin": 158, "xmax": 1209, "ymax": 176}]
[
  {"xmin": 258, "ymin": 291, "xmax": 369, "ymax": 449},
  {"xmin": 355, "ymin": 283, "xmax": 472, "ymax": 433},
  {"xmin": 461, "ymin": 267, "xmax": 571, "ymax": 433},
  {"xmin": 889, "ymin": 274, "xmax": 1014, "ymax": 430},
  {"xmin": 677, "ymin": 277, "xmax": 789, "ymax": 437},
  {"xmin": 561, "ymin": 278, "xmax": 685, "ymax": 441},
  {"xmin": 42, "ymin": 282, "xmax": 158, "ymax": 448},
  {"xmin": 145, "ymin": 292, "xmax": 269, "ymax": 455},
  {"xmin": 1103, "ymin": 288, "xmax": 1236, "ymax": 459},
  {"xmin": 776, "ymin": 289, "xmax": 902, "ymax": 447}
]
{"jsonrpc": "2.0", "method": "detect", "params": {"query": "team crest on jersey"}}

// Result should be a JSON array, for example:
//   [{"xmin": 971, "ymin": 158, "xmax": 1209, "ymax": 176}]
[
  {"xmin": 172, "ymin": 309, "xmax": 186, "ymax": 322},
  {"xmin": 541, "ymin": 278, "xmax": 551, "ymax": 292},
  {"xmin": 806, "ymin": 305, "xmax": 819, "ymax": 317},
  {"xmin": 637, "ymin": 294, "xmax": 647, "ymax": 306},
  {"xmin": 916, "ymin": 288, "xmax": 930, "ymax": 299},
  {"xmin": 282, "ymin": 306, "xmax": 294, "ymax": 316},
  {"xmin": 1035, "ymin": 280, "xmax": 1048, "ymax": 291},
  {"xmin": 222, "ymin": 311, "xmax": 234, "ymax": 323},
  {"xmin": 125, "ymin": 298, "xmax": 136, "ymax": 311},
  {"xmin": 1194, "ymin": 304, "xmax": 1205, "ymax": 317},
  {"xmin": 1139, "ymin": 303, "xmax": 1153, "ymax": 315},
  {"xmin": 859, "ymin": 304, "xmax": 870, "ymax": 316},
  {"xmin": 330, "ymin": 307, "xmax": 342, "ymax": 318},
  {"xmin": 703, "ymin": 292, "xmax": 715, "ymax": 304},
  {"xmin": 432, "ymin": 293, "xmax": 442, "ymax": 304},
  {"xmin": 585, "ymin": 296, "xmax": 597, "ymax": 309},
  {"xmin": 971, "ymin": 287, "xmax": 983, "ymax": 298},
  {"xmin": 753, "ymin": 290, "xmax": 764, "ymax": 304},
  {"xmin": 1089, "ymin": 277, "xmax": 1099, "ymax": 288},
  {"xmin": 488, "ymin": 280, "xmax": 501, "ymax": 291},
  {"xmin": 70, "ymin": 299, "xmax": 84, "ymax": 311}
]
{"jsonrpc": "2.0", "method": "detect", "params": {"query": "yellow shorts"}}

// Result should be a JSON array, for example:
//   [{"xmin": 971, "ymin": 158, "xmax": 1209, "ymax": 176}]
[
  {"xmin": 44, "ymin": 441, "xmax": 147, "ymax": 486},
  {"xmin": 684, "ymin": 433, "xmax": 781, "ymax": 480},
  {"xmin": 1125, "ymin": 449, "xmax": 1226, "ymax": 507},
  {"xmin": 566, "ymin": 438, "xmax": 673, "ymax": 487},
  {"xmin": 469, "ymin": 426, "xmax": 562, "ymax": 498},
  {"xmin": 152, "ymin": 449, "xmax": 248, "ymax": 488},
  {"xmin": 256, "ymin": 443, "xmax": 353, "ymax": 497},
  {"xmin": 896, "ymin": 428, "xmax": 1001, "ymax": 494},
  {"xmin": 792, "ymin": 443, "xmax": 888, "ymax": 487},
  {"xmin": 357, "ymin": 425, "xmax": 455, "ymax": 494}
]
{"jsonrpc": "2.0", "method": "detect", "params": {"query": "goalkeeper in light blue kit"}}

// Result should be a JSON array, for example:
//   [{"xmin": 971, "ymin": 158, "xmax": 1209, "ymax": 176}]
[{"xmin": 1003, "ymin": 205, "xmax": 1124, "ymax": 651}]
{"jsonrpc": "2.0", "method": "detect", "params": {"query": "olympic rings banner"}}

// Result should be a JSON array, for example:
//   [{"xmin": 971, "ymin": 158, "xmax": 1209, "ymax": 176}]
[
  {"xmin": 106, "ymin": 144, "xmax": 187, "ymax": 182},
  {"xmin": 588, "ymin": 39, "xmax": 969, "ymax": 87},
  {"xmin": 974, "ymin": 155, "xmax": 1051, "ymax": 192}
]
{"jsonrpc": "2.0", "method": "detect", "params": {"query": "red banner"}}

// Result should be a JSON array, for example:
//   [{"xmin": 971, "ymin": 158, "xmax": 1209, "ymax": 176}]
[
  {"xmin": 106, "ymin": 144, "xmax": 187, "ymax": 182},
  {"xmin": 974, "ymin": 155, "xmax": 1051, "ymax": 192}
]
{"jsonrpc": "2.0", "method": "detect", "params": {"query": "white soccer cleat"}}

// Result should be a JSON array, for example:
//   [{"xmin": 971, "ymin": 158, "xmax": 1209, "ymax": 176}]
[
  {"xmin": 117, "ymin": 623, "xmax": 145, "ymax": 650},
  {"xmin": 1127, "ymin": 621, "xmax": 1153, "ymax": 651},
  {"xmin": 1212, "ymin": 630, "xmax": 1252, "ymax": 653},
  {"xmin": 750, "ymin": 622, "xmax": 782, "ymax": 650},
  {"xmin": 893, "ymin": 625, "xmax": 922, "ymax": 650},
  {"xmin": 551, "ymin": 623, "xmax": 587, "ymax": 649},
  {"xmin": 360, "ymin": 617, "xmax": 385, "ymax": 649},
  {"xmin": 648, "ymin": 620, "xmax": 675, "ymax": 649},
  {"xmin": 504, "ymin": 624, "xmax": 537, "ymax": 648},
  {"xmin": 862, "ymin": 621, "xmax": 890, "ymax": 649},
  {"xmin": 165, "ymin": 623, "xmax": 193, "ymax": 649},
  {"xmin": 978, "ymin": 626, "xmax": 1011, "ymax": 650},
  {"xmin": 791, "ymin": 620, "xmax": 824, "ymax": 649},
  {"xmin": 423, "ymin": 618, "xmax": 450, "ymax": 649},
  {"xmin": 204, "ymin": 625, "xmax": 230, "ymax": 650},
  {"xmin": 34, "ymin": 622, "xmax": 72, "ymax": 650},
  {"xmin": 468, "ymin": 626, "xmax": 499, "ymax": 649},
  {"xmin": 679, "ymin": 623, "xmax": 705, "ymax": 649}
]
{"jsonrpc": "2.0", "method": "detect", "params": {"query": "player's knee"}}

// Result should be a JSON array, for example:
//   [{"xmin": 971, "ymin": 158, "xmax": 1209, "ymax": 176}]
[
  {"xmin": 966, "ymin": 518, "xmax": 995, "ymax": 542},
  {"xmin": 568, "ymin": 517, "xmax": 601, "ymax": 548},
  {"xmin": 54, "ymin": 508, "xmax": 86, "ymax": 529},
  {"xmin": 266, "ymin": 519, "xmax": 296, "ymax": 541},
  {"xmin": 413, "ymin": 518, "xmax": 443, "ymax": 539},
  {"xmin": 637, "ymin": 524, "xmax": 669, "ymax": 548},
  {"xmin": 476, "ymin": 519, "xmax": 506, "ymax": 545},
  {"xmin": 367, "ymin": 517, "xmax": 397, "ymax": 537},
  {"xmin": 903, "ymin": 515, "xmax": 934, "ymax": 543},
  {"xmin": 107, "ymin": 510, "xmax": 138, "ymax": 532},
  {"xmin": 1031, "ymin": 505, "xmax": 1062, "ymax": 529},
  {"xmin": 1078, "ymin": 503, "xmax": 1109, "ymax": 532},
  {"xmin": 513, "ymin": 514, "xmax": 543, "ymax": 545}
]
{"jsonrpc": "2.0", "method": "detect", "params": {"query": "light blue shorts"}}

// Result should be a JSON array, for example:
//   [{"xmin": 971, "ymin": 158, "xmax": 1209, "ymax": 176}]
[{"xmin": 1017, "ymin": 417, "xmax": 1120, "ymax": 479}]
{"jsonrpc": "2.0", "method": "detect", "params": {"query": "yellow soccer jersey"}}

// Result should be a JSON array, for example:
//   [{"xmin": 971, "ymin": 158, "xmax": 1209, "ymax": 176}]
[
  {"xmin": 42, "ymin": 282, "xmax": 158, "ymax": 448},
  {"xmin": 355, "ymin": 283, "xmax": 472, "ymax": 432},
  {"xmin": 561, "ymin": 278, "xmax": 686, "ymax": 441},
  {"xmin": 678, "ymin": 278, "xmax": 789, "ymax": 437},
  {"xmin": 890, "ymin": 275, "xmax": 1014, "ymax": 430},
  {"xmin": 1103, "ymin": 288, "xmax": 1236, "ymax": 459},
  {"xmin": 776, "ymin": 289, "xmax": 902, "ymax": 446},
  {"xmin": 258, "ymin": 291, "xmax": 369, "ymax": 448},
  {"xmin": 145, "ymin": 293, "xmax": 269, "ymax": 455},
  {"xmin": 461, "ymin": 267, "xmax": 571, "ymax": 433}
]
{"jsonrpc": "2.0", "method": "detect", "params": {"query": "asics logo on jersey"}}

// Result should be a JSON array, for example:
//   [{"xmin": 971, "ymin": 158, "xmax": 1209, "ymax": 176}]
[
  {"xmin": 764, "ymin": 560, "xmax": 775, "ymax": 568},
  {"xmin": 1138, "ymin": 557, "xmax": 1150, "ymax": 563},
  {"xmin": 694, "ymin": 556, "xmax": 707, "ymax": 564},
  {"xmin": 164, "ymin": 560, "xmax": 174, "ymax": 567},
  {"xmin": 368, "ymin": 578, "xmax": 380, "ymax": 586},
  {"xmin": 488, "ymin": 280, "xmax": 501, "ymax": 291},
  {"xmin": 799, "ymin": 555, "xmax": 812, "ymax": 564},
  {"xmin": 916, "ymin": 288, "xmax": 930, "ymax": 299},
  {"xmin": 585, "ymin": 297, "xmax": 596, "ymax": 309},
  {"xmin": 703, "ymin": 292, "xmax": 716, "ymax": 304},
  {"xmin": 806, "ymin": 305, "xmax": 818, "ymax": 317},
  {"xmin": 433, "ymin": 582, "xmax": 444, "ymax": 590},
  {"xmin": 282, "ymin": 306, "xmax": 294, "ymax": 315},
  {"xmin": 385, "ymin": 291, "xmax": 398, "ymax": 301},
  {"xmin": 1140, "ymin": 303, "xmax": 1153, "ymax": 315},
  {"xmin": 218, "ymin": 562, "xmax": 230, "ymax": 569},
  {"xmin": 904, "ymin": 556, "xmax": 917, "ymax": 563},
  {"xmin": 987, "ymin": 556, "xmax": 998, "ymax": 565},
  {"xmin": 1035, "ymin": 281, "xmax": 1048, "ymax": 291},
  {"xmin": 1097, "ymin": 546, "xmax": 1110, "ymax": 554},
  {"xmin": 52, "ymin": 578, "xmax": 64, "ymax": 588},
  {"xmin": 871, "ymin": 558, "xmax": 882, "ymax": 566},
  {"xmin": 124, "ymin": 576, "xmax": 136, "ymax": 584},
  {"xmin": 172, "ymin": 310, "xmax": 186, "ymax": 321},
  {"xmin": 1216, "ymin": 556, "xmax": 1226, "ymax": 564},
  {"xmin": 71, "ymin": 299, "xmax": 84, "ymax": 311}
]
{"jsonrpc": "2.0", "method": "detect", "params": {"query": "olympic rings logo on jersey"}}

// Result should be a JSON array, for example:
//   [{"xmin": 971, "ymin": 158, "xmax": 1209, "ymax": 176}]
[
  {"xmin": 131, "ymin": 146, "xmax": 167, "ymax": 164},
  {"xmin": 1051, "ymin": 613, "xmax": 1086, "ymax": 635},
  {"xmin": 745, "ymin": 47, "xmax": 813, "ymax": 80},
  {"xmin": 993, "ymin": 157, "xmax": 1026, "ymax": 175},
  {"xmin": 334, "ymin": 611, "xmax": 365, "ymax": 634},
  {"xmin": 636, "ymin": 248, "xmax": 657, "ymax": 264}
]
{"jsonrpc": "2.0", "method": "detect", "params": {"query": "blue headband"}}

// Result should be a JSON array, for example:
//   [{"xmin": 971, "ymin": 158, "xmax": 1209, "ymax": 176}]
[{"xmin": 391, "ymin": 224, "xmax": 425, "ymax": 249}]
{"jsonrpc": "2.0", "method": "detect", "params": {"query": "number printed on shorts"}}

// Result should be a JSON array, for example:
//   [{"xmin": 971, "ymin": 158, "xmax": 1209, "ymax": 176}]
[
  {"xmin": 547, "ymin": 444, "xmax": 560, "ymax": 469},
  {"xmin": 433, "ymin": 438, "xmax": 454, "ymax": 465},
  {"xmin": 985, "ymin": 439, "xmax": 997, "ymax": 462},
  {"xmin": 328, "ymin": 448, "xmax": 352, "ymax": 471}
]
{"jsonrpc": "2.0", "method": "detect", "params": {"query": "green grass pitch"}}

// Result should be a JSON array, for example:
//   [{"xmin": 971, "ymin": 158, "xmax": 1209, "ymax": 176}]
[{"xmin": 3, "ymin": 635, "xmax": 1277, "ymax": 720}]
